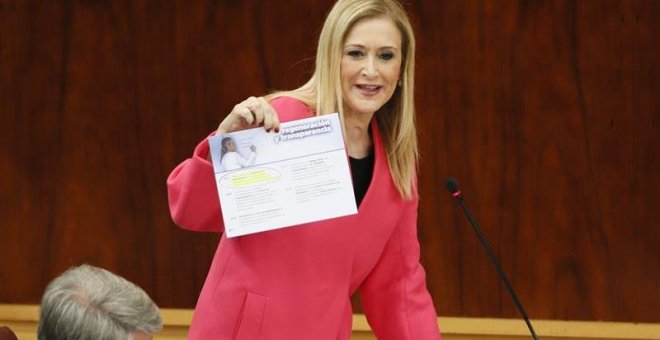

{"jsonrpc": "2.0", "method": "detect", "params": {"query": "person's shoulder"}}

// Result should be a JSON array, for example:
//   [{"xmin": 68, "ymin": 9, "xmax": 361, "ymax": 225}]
[{"xmin": 269, "ymin": 96, "xmax": 314, "ymax": 122}]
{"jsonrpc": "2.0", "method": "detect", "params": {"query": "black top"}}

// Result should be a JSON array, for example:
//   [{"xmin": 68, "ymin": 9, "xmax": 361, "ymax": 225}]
[{"xmin": 349, "ymin": 151, "xmax": 375, "ymax": 207}]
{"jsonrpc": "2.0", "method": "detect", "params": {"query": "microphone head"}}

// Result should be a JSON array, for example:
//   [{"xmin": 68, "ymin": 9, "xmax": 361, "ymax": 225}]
[{"xmin": 444, "ymin": 177, "xmax": 460, "ymax": 194}]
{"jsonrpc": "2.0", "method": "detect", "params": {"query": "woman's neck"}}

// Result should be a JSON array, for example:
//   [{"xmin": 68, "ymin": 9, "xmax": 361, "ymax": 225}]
[{"xmin": 344, "ymin": 113, "xmax": 373, "ymax": 159}]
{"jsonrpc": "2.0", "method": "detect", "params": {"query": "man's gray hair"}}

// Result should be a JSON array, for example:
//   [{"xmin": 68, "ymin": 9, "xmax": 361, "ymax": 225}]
[{"xmin": 38, "ymin": 264, "xmax": 162, "ymax": 340}]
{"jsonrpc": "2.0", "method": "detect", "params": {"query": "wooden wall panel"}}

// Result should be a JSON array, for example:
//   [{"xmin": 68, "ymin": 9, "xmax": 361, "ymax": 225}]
[
  {"xmin": 413, "ymin": 0, "xmax": 659, "ymax": 322},
  {"xmin": 0, "ymin": 0, "xmax": 657, "ymax": 323}
]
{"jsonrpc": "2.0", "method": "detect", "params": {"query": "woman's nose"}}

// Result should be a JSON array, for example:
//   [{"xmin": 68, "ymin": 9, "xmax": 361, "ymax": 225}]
[{"xmin": 361, "ymin": 57, "xmax": 377, "ymax": 77}]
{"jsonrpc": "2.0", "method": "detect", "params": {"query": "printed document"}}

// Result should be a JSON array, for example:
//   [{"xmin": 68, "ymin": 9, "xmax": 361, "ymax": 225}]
[{"xmin": 209, "ymin": 113, "xmax": 357, "ymax": 237}]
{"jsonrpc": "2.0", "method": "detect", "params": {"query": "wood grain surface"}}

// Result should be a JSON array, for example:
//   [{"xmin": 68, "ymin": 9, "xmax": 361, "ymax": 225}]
[{"xmin": 0, "ymin": 0, "xmax": 657, "ymax": 322}]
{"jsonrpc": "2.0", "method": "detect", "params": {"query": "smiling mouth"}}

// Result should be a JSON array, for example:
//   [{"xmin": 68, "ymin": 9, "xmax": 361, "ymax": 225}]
[{"xmin": 356, "ymin": 84, "xmax": 382, "ymax": 95}]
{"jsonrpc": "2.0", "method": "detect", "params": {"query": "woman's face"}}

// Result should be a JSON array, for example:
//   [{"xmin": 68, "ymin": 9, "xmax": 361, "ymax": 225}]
[
  {"xmin": 225, "ymin": 139, "xmax": 236, "ymax": 152},
  {"xmin": 341, "ymin": 15, "xmax": 402, "ymax": 119}
]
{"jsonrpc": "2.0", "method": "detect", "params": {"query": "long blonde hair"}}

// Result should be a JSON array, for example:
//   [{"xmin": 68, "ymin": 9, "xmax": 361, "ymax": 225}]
[{"xmin": 267, "ymin": 0, "xmax": 418, "ymax": 199}]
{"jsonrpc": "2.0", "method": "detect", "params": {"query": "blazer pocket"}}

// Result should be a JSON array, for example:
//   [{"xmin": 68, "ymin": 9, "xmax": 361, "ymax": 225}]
[{"xmin": 234, "ymin": 291, "xmax": 267, "ymax": 340}]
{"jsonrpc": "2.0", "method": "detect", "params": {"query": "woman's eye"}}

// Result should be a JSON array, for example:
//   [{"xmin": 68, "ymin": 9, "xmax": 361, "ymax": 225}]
[
  {"xmin": 379, "ymin": 52, "xmax": 394, "ymax": 60},
  {"xmin": 347, "ymin": 50, "xmax": 364, "ymax": 58}
]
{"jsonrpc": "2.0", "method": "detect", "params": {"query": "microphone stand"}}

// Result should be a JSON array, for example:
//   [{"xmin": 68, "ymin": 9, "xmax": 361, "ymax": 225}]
[{"xmin": 453, "ymin": 190, "xmax": 539, "ymax": 340}]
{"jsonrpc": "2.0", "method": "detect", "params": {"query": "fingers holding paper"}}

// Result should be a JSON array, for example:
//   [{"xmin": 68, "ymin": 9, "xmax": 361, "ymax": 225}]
[{"xmin": 216, "ymin": 96, "xmax": 280, "ymax": 135}]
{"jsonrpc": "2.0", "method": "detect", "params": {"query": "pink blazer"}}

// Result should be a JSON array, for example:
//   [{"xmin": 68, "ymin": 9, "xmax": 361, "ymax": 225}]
[{"xmin": 167, "ymin": 97, "xmax": 442, "ymax": 340}]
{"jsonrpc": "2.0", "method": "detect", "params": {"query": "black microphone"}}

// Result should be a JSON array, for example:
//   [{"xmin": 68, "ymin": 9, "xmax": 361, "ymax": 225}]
[{"xmin": 444, "ymin": 177, "xmax": 539, "ymax": 340}]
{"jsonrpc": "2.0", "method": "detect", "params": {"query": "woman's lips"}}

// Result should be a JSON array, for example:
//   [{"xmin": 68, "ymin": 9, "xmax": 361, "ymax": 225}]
[{"xmin": 356, "ymin": 84, "xmax": 382, "ymax": 96}]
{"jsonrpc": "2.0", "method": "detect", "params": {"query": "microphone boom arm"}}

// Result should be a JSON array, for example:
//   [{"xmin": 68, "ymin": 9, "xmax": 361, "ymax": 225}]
[
  {"xmin": 456, "ymin": 196, "xmax": 539, "ymax": 339},
  {"xmin": 445, "ymin": 177, "xmax": 539, "ymax": 339}
]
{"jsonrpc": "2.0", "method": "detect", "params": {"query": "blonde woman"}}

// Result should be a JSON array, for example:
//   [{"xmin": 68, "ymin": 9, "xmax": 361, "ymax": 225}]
[{"xmin": 167, "ymin": 0, "xmax": 442, "ymax": 338}]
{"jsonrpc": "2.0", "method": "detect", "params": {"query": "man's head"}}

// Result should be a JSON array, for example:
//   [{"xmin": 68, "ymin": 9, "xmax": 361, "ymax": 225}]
[{"xmin": 38, "ymin": 264, "xmax": 162, "ymax": 340}]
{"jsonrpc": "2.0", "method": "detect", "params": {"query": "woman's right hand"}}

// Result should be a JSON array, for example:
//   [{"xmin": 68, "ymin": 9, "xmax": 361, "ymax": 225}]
[{"xmin": 216, "ymin": 96, "xmax": 280, "ymax": 135}]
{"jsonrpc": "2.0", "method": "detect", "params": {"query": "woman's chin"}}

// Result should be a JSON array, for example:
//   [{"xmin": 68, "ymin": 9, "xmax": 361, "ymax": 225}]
[{"xmin": 346, "ymin": 100, "xmax": 388, "ymax": 117}]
